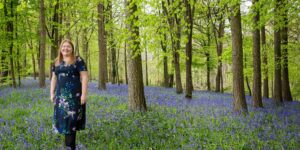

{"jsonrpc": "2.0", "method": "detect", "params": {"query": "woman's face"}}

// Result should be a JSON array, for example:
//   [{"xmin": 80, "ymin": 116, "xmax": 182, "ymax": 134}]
[{"xmin": 60, "ymin": 42, "xmax": 73, "ymax": 57}]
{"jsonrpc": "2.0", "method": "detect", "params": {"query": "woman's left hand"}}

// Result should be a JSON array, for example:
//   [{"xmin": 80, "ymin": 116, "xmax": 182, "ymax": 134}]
[{"xmin": 81, "ymin": 94, "xmax": 87, "ymax": 105}]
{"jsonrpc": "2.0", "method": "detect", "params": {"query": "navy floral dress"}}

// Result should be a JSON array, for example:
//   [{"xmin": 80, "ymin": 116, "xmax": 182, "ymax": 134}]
[{"xmin": 52, "ymin": 56, "xmax": 87, "ymax": 134}]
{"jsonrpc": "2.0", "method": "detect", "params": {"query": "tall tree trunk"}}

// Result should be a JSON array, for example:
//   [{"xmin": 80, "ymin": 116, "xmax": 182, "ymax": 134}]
[
  {"xmin": 252, "ymin": 0, "xmax": 263, "ymax": 107},
  {"xmin": 206, "ymin": 53, "xmax": 210, "ymax": 91},
  {"xmin": 125, "ymin": 0, "xmax": 147, "ymax": 112},
  {"xmin": 281, "ymin": 0, "xmax": 293, "ymax": 101},
  {"xmin": 244, "ymin": 54, "xmax": 252, "ymax": 96},
  {"xmin": 15, "ymin": 15, "xmax": 21, "ymax": 87},
  {"xmin": 108, "ymin": 1, "xmax": 117, "ymax": 84},
  {"xmin": 49, "ymin": 0, "xmax": 59, "ymax": 80},
  {"xmin": 184, "ymin": 0, "xmax": 194, "ymax": 99},
  {"xmin": 1, "ymin": 1, "xmax": 9, "ymax": 83},
  {"xmin": 39, "ymin": 0, "xmax": 46, "ymax": 88},
  {"xmin": 230, "ymin": 3, "xmax": 248, "ymax": 113},
  {"xmin": 215, "ymin": 19, "xmax": 224, "ymax": 93},
  {"xmin": 124, "ymin": 42, "xmax": 128, "ymax": 84},
  {"xmin": 145, "ymin": 47, "xmax": 149, "ymax": 86},
  {"xmin": 160, "ymin": 35, "xmax": 169, "ymax": 87},
  {"xmin": 273, "ymin": 0, "xmax": 283, "ymax": 104},
  {"xmin": 261, "ymin": 26, "xmax": 269, "ymax": 98},
  {"xmin": 97, "ymin": 2, "xmax": 107, "ymax": 90},
  {"xmin": 174, "ymin": 18, "xmax": 183, "ymax": 94}
]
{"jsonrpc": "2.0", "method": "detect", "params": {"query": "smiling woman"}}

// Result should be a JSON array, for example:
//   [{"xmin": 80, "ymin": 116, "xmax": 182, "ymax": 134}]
[{"xmin": 50, "ymin": 39, "xmax": 89, "ymax": 150}]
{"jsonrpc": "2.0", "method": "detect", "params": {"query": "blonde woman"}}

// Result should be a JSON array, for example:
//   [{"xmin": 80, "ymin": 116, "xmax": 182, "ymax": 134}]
[{"xmin": 50, "ymin": 39, "xmax": 88, "ymax": 149}]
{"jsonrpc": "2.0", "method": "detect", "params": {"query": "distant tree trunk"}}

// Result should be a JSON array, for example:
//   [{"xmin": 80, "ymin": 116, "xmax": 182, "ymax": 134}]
[
  {"xmin": 15, "ymin": 15, "xmax": 21, "ymax": 87},
  {"xmin": 160, "ymin": 1, "xmax": 169, "ymax": 88},
  {"xmin": 125, "ymin": 0, "xmax": 147, "ymax": 112},
  {"xmin": 252, "ymin": 0, "xmax": 263, "ymax": 107},
  {"xmin": 261, "ymin": 26, "xmax": 269, "ymax": 98},
  {"xmin": 39, "ymin": 0, "xmax": 46, "ymax": 88},
  {"xmin": 273, "ymin": 0, "xmax": 283, "ymax": 104},
  {"xmin": 108, "ymin": 1, "xmax": 117, "ymax": 84},
  {"xmin": 97, "ymin": 3, "xmax": 107, "ymax": 90},
  {"xmin": 206, "ymin": 53, "xmax": 210, "ymax": 91},
  {"xmin": 75, "ymin": 33, "xmax": 79, "ymax": 55},
  {"xmin": 82, "ymin": 28, "xmax": 89, "ymax": 68},
  {"xmin": 124, "ymin": 42, "xmax": 128, "ymax": 84},
  {"xmin": 168, "ymin": 74, "xmax": 174, "ymax": 87},
  {"xmin": 1, "ymin": 1, "xmax": 9, "ymax": 83},
  {"xmin": 184, "ymin": 0, "xmax": 194, "ymax": 99},
  {"xmin": 160, "ymin": 35, "xmax": 169, "ymax": 87},
  {"xmin": 145, "ymin": 47, "xmax": 149, "ymax": 86},
  {"xmin": 174, "ymin": 18, "xmax": 183, "ymax": 94},
  {"xmin": 230, "ymin": 3, "xmax": 248, "ymax": 113},
  {"xmin": 162, "ymin": 0, "xmax": 183, "ymax": 93},
  {"xmin": 215, "ymin": 19, "xmax": 224, "ymax": 93},
  {"xmin": 116, "ymin": 46, "xmax": 120, "ymax": 85},
  {"xmin": 49, "ymin": 0, "xmax": 59, "ymax": 80},
  {"xmin": 281, "ymin": 0, "xmax": 293, "ymax": 101},
  {"xmin": 244, "ymin": 54, "xmax": 252, "ymax": 96},
  {"xmin": 5, "ymin": 0, "xmax": 16, "ymax": 88}
]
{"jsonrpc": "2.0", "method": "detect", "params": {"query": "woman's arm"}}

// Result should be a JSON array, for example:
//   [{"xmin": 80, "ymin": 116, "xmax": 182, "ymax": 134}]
[
  {"xmin": 80, "ymin": 71, "xmax": 88, "ymax": 105},
  {"xmin": 50, "ymin": 72, "xmax": 57, "ymax": 103}
]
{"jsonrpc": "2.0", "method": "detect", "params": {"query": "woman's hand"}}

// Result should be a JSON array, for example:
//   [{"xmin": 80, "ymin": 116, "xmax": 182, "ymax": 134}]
[
  {"xmin": 50, "ymin": 93, "xmax": 55, "ymax": 104},
  {"xmin": 81, "ymin": 94, "xmax": 87, "ymax": 105}
]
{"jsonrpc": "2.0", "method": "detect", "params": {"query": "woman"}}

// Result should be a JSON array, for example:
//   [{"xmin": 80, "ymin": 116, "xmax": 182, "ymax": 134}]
[{"xmin": 50, "ymin": 39, "xmax": 88, "ymax": 149}]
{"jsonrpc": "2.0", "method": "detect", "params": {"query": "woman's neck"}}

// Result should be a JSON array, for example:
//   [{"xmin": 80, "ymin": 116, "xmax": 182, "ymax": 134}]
[{"xmin": 63, "ymin": 56, "xmax": 73, "ymax": 64}]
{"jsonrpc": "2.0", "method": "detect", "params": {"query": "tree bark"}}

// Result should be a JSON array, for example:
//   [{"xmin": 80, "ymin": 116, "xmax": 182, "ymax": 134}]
[
  {"xmin": 230, "ymin": 3, "xmax": 248, "ymax": 113},
  {"xmin": 145, "ymin": 47, "xmax": 149, "ymax": 86},
  {"xmin": 184, "ymin": 0, "xmax": 194, "ymax": 98},
  {"xmin": 281, "ymin": 0, "xmax": 293, "ymax": 101},
  {"xmin": 273, "ymin": 0, "xmax": 283, "ymax": 104},
  {"xmin": 125, "ymin": 0, "xmax": 147, "ymax": 112},
  {"xmin": 97, "ymin": 3, "xmax": 107, "ymax": 90},
  {"xmin": 261, "ymin": 26, "xmax": 269, "ymax": 98},
  {"xmin": 39, "ymin": 0, "xmax": 46, "ymax": 88},
  {"xmin": 124, "ymin": 42, "xmax": 128, "ymax": 84},
  {"xmin": 252, "ymin": 0, "xmax": 263, "ymax": 107},
  {"xmin": 160, "ymin": 34, "xmax": 169, "ymax": 87},
  {"xmin": 215, "ymin": 19, "xmax": 224, "ymax": 93}
]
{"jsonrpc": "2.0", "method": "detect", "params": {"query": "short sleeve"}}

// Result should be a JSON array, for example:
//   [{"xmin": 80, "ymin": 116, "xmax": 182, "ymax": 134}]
[
  {"xmin": 76, "ymin": 56, "xmax": 87, "ymax": 72},
  {"xmin": 51, "ymin": 65, "xmax": 55, "ymax": 73}
]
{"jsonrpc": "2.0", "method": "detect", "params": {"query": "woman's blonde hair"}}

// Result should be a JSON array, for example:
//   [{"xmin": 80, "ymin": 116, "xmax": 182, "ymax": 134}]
[{"xmin": 55, "ymin": 39, "xmax": 76, "ymax": 66}]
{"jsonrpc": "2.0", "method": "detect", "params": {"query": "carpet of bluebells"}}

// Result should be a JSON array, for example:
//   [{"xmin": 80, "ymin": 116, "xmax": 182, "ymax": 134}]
[{"xmin": 0, "ymin": 79, "xmax": 299, "ymax": 149}]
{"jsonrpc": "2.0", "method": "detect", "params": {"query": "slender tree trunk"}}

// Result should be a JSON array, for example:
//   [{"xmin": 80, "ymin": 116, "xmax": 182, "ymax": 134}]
[
  {"xmin": 206, "ymin": 53, "xmax": 210, "ymax": 91},
  {"xmin": 230, "ymin": 3, "xmax": 248, "ymax": 113},
  {"xmin": 15, "ymin": 15, "xmax": 21, "ymax": 87},
  {"xmin": 261, "ymin": 26, "xmax": 269, "ymax": 98},
  {"xmin": 98, "ymin": 2, "xmax": 107, "ymax": 90},
  {"xmin": 124, "ymin": 42, "xmax": 128, "ymax": 84},
  {"xmin": 49, "ymin": 0, "xmax": 59, "ymax": 80},
  {"xmin": 39, "ymin": 0, "xmax": 46, "ymax": 88},
  {"xmin": 6, "ymin": 0, "xmax": 16, "ymax": 88},
  {"xmin": 244, "ymin": 54, "xmax": 252, "ymax": 96},
  {"xmin": 273, "ymin": 0, "xmax": 283, "ymax": 104},
  {"xmin": 145, "ymin": 47, "xmax": 149, "ymax": 86},
  {"xmin": 281, "ymin": 0, "xmax": 292, "ymax": 101},
  {"xmin": 252, "ymin": 0, "xmax": 263, "ymax": 107},
  {"xmin": 161, "ymin": 35, "xmax": 169, "ymax": 87},
  {"xmin": 125, "ymin": 0, "xmax": 147, "ymax": 112},
  {"xmin": 184, "ymin": 0, "xmax": 194, "ymax": 98},
  {"xmin": 174, "ymin": 19, "xmax": 183, "ymax": 94},
  {"xmin": 215, "ymin": 19, "xmax": 224, "ymax": 93}
]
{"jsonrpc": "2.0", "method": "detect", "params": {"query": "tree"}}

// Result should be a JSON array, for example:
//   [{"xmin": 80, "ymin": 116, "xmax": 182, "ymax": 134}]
[
  {"xmin": 252, "ymin": 0, "xmax": 263, "ymax": 107},
  {"xmin": 273, "ymin": 0, "xmax": 283, "ymax": 104},
  {"xmin": 125, "ymin": 0, "xmax": 147, "ymax": 111},
  {"xmin": 98, "ymin": 2, "xmax": 107, "ymax": 90},
  {"xmin": 39, "ymin": 0, "xmax": 46, "ymax": 88},
  {"xmin": 183, "ymin": 0, "xmax": 195, "ymax": 98},
  {"xmin": 261, "ymin": 25, "xmax": 269, "ymax": 98},
  {"xmin": 230, "ymin": 2, "xmax": 248, "ymax": 113},
  {"xmin": 281, "ymin": 0, "xmax": 293, "ymax": 101}
]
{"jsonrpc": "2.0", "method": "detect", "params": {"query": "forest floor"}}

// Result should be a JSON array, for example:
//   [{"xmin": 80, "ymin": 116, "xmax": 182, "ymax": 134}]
[{"xmin": 0, "ymin": 78, "xmax": 299, "ymax": 149}]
